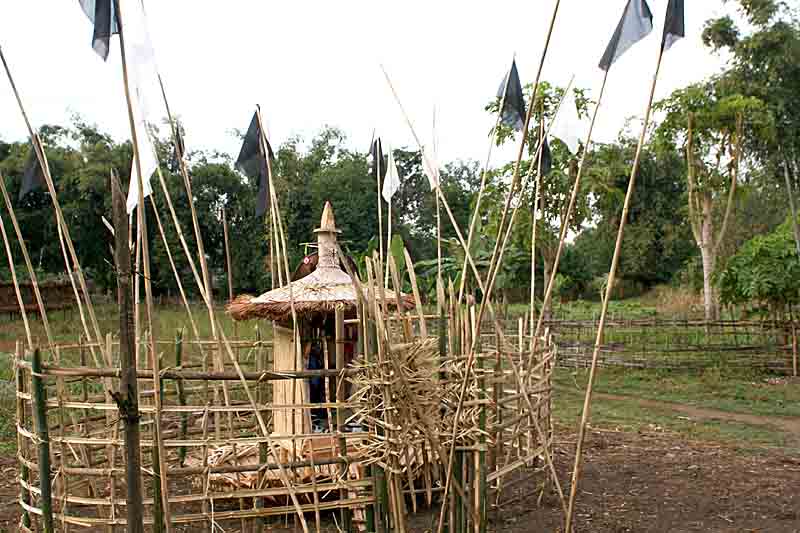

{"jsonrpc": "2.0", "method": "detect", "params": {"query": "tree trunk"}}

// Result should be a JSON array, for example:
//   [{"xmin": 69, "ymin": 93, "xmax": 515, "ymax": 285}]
[{"xmin": 699, "ymin": 199, "xmax": 718, "ymax": 321}]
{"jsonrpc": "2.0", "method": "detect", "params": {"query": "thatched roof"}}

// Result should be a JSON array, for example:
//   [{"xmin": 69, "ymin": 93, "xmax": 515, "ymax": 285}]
[{"xmin": 227, "ymin": 201, "xmax": 414, "ymax": 322}]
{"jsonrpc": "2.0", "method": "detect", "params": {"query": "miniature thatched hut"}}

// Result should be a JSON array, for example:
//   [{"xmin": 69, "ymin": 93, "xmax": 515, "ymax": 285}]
[{"xmin": 228, "ymin": 201, "xmax": 412, "ymax": 439}]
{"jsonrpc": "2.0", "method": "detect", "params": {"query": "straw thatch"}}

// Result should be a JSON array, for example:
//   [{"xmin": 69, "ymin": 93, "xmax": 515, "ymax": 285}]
[{"xmin": 227, "ymin": 201, "xmax": 414, "ymax": 322}]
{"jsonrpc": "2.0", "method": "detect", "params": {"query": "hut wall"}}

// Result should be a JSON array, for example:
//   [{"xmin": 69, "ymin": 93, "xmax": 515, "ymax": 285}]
[{"xmin": 272, "ymin": 324, "xmax": 309, "ymax": 439}]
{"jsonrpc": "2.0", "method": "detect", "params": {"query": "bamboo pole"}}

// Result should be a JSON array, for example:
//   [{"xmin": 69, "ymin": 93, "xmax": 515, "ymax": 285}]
[
  {"xmin": 111, "ymin": 173, "xmax": 145, "ymax": 533},
  {"xmin": 112, "ymin": 3, "xmax": 172, "ymax": 530},
  {"xmin": 335, "ymin": 305, "xmax": 353, "ymax": 531},
  {"xmin": 0, "ymin": 188, "xmax": 32, "ymax": 348},
  {"xmin": 468, "ymin": 0, "xmax": 562, "ymax": 311},
  {"xmin": 526, "ymin": 70, "xmax": 610, "ymax": 379},
  {"xmin": 1, "ymin": 47, "xmax": 110, "ymax": 367},
  {"xmin": 564, "ymin": 45, "xmax": 667, "ymax": 533},
  {"xmin": 530, "ymin": 104, "xmax": 545, "ymax": 352},
  {"xmin": 32, "ymin": 349, "xmax": 54, "ymax": 533}
]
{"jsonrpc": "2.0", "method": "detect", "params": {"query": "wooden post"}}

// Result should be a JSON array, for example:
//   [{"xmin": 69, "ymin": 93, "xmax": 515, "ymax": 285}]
[
  {"xmin": 335, "ymin": 305, "xmax": 353, "ymax": 532},
  {"xmin": 31, "ymin": 348, "xmax": 54, "ymax": 533},
  {"xmin": 111, "ymin": 170, "xmax": 145, "ymax": 533},
  {"xmin": 175, "ymin": 329, "xmax": 188, "ymax": 466}
]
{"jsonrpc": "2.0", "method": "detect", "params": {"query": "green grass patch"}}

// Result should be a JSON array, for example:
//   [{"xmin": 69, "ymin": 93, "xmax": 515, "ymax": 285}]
[
  {"xmin": 555, "ymin": 367, "xmax": 800, "ymax": 418},
  {"xmin": 553, "ymin": 381, "xmax": 796, "ymax": 453}
]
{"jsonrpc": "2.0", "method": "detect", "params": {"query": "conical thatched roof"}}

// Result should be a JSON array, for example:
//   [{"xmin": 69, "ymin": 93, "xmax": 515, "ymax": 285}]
[{"xmin": 227, "ymin": 202, "xmax": 413, "ymax": 322}]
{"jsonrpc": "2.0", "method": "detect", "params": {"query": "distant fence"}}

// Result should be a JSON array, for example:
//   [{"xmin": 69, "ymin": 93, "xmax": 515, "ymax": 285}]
[
  {"xmin": 0, "ymin": 280, "xmax": 76, "ymax": 316},
  {"xmin": 542, "ymin": 318, "xmax": 798, "ymax": 374}
]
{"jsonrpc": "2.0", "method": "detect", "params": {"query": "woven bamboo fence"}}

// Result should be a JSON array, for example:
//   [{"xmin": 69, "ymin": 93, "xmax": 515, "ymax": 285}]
[
  {"xmin": 542, "ymin": 318, "xmax": 798, "ymax": 374},
  {"xmin": 14, "ymin": 302, "xmax": 556, "ymax": 532}
]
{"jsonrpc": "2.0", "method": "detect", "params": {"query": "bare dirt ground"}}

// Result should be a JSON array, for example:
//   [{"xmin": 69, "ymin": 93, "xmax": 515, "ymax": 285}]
[{"xmin": 1, "ymin": 422, "xmax": 798, "ymax": 532}]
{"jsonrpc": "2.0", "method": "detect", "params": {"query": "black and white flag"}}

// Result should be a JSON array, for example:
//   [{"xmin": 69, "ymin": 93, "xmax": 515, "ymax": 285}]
[
  {"xmin": 18, "ymin": 144, "xmax": 46, "ymax": 201},
  {"xmin": 235, "ymin": 112, "xmax": 273, "ymax": 218},
  {"xmin": 368, "ymin": 135, "xmax": 388, "ymax": 181},
  {"xmin": 78, "ymin": 0, "xmax": 119, "ymax": 61},
  {"xmin": 662, "ymin": 0, "xmax": 685, "ymax": 52},
  {"xmin": 497, "ymin": 60, "xmax": 526, "ymax": 131},
  {"xmin": 599, "ymin": 0, "xmax": 654, "ymax": 71}
]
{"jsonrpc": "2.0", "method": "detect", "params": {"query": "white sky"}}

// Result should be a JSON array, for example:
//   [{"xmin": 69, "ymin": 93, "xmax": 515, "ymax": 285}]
[{"xmin": 1, "ymin": 1, "xmax": 732, "ymax": 166}]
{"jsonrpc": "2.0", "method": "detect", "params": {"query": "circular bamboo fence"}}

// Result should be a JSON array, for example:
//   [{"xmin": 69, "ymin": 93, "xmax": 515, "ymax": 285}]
[{"xmin": 14, "ymin": 317, "xmax": 557, "ymax": 532}]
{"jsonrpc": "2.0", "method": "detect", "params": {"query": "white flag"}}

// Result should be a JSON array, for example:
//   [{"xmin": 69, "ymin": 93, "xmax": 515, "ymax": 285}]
[
  {"xmin": 124, "ymin": 1, "xmax": 161, "ymax": 214},
  {"xmin": 552, "ymin": 89, "xmax": 588, "ymax": 155},
  {"xmin": 421, "ymin": 146, "xmax": 439, "ymax": 190},
  {"xmin": 381, "ymin": 146, "xmax": 401, "ymax": 202}
]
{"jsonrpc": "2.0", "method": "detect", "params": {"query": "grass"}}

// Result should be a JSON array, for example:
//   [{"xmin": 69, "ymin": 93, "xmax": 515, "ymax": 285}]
[
  {"xmin": 553, "ymin": 383, "xmax": 795, "ymax": 452},
  {"xmin": 555, "ymin": 367, "xmax": 800, "ymax": 418},
  {"xmin": 553, "ymin": 367, "xmax": 800, "ymax": 454}
]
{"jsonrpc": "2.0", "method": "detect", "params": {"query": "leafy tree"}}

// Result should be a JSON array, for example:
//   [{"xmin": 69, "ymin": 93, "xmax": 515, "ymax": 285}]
[{"xmin": 654, "ymin": 81, "xmax": 771, "ymax": 319}]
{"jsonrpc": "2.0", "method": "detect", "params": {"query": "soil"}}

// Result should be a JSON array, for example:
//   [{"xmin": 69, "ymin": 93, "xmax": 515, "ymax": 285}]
[{"xmin": 1, "ymin": 426, "xmax": 798, "ymax": 532}]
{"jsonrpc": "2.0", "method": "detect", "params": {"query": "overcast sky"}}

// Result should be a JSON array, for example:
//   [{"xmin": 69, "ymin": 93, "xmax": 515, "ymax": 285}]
[{"xmin": 1, "ymin": 1, "xmax": 733, "ymax": 167}]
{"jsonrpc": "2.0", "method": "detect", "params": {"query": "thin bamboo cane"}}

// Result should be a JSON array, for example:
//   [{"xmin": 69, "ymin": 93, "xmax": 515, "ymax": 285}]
[
  {"xmin": 16, "ymin": 342, "xmax": 32, "ymax": 529},
  {"xmin": 564, "ymin": 46, "xmax": 667, "ymax": 533}
]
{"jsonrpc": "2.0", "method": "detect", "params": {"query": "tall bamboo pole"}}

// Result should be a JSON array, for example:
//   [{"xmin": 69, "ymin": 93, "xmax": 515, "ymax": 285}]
[
  {"xmin": 564, "ymin": 45, "xmax": 666, "ymax": 533},
  {"xmin": 530, "ymin": 102, "xmax": 545, "ymax": 351},
  {"xmin": 112, "ymin": 1, "xmax": 171, "ymax": 528},
  {"xmin": 0, "ymin": 46, "xmax": 109, "ymax": 367},
  {"xmin": 526, "ymin": 70, "xmax": 610, "ymax": 379},
  {"xmin": 473, "ymin": 0, "xmax": 562, "ymax": 311},
  {"xmin": 32, "ymin": 348, "xmax": 54, "ymax": 533},
  {"xmin": 111, "ymin": 173, "xmax": 144, "ymax": 533},
  {"xmin": 376, "ymin": 135, "xmax": 385, "ymax": 280},
  {"xmin": 456, "ymin": 62, "xmax": 511, "ymax": 304}
]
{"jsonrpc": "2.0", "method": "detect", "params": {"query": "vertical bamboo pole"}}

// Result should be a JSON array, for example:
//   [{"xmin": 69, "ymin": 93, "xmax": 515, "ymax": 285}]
[
  {"xmin": 32, "ymin": 349, "xmax": 53, "ymax": 533},
  {"xmin": 564, "ymin": 45, "xmax": 667, "ymax": 533},
  {"xmin": 473, "ymin": 303, "xmax": 487, "ymax": 533},
  {"xmin": 175, "ymin": 330, "xmax": 187, "ymax": 467},
  {"xmin": 112, "ymin": 168, "xmax": 145, "ymax": 533},
  {"xmin": 112, "ymin": 2, "xmax": 171, "ymax": 528},
  {"xmin": 335, "ymin": 305, "xmax": 353, "ymax": 531}
]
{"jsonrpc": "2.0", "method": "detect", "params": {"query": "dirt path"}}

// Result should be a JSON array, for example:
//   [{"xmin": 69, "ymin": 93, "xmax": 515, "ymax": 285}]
[{"xmin": 595, "ymin": 391, "xmax": 800, "ymax": 441}]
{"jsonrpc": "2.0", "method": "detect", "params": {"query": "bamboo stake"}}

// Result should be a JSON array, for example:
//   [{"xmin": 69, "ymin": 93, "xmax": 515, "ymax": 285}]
[
  {"xmin": 564, "ymin": 45, "xmax": 667, "ymax": 533},
  {"xmin": 335, "ymin": 305, "xmax": 353, "ymax": 532},
  {"xmin": 0, "ymin": 187, "xmax": 32, "ymax": 348},
  {"xmin": 32, "ymin": 349, "xmax": 54, "ymax": 533},
  {"xmin": 111, "ymin": 173, "xmax": 144, "ymax": 533},
  {"xmin": 468, "ymin": 0, "xmax": 562, "ymax": 310},
  {"xmin": 403, "ymin": 247, "xmax": 428, "ymax": 338},
  {"xmin": 530, "ymin": 103, "xmax": 545, "ymax": 352},
  {"xmin": 113, "ymin": 1, "xmax": 171, "ymax": 528},
  {"xmin": 16, "ymin": 342, "xmax": 32, "ymax": 529},
  {"xmin": 526, "ymin": 70, "xmax": 610, "ymax": 380}
]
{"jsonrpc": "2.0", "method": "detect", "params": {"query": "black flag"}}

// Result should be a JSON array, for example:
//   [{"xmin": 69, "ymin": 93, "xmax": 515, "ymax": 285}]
[
  {"xmin": 19, "ymin": 145, "xmax": 46, "ymax": 201},
  {"xmin": 368, "ymin": 136, "xmax": 387, "ymax": 181},
  {"xmin": 79, "ymin": 0, "xmax": 119, "ymax": 61},
  {"xmin": 662, "ymin": 0, "xmax": 685, "ymax": 52},
  {"xmin": 497, "ymin": 60, "xmax": 526, "ymax": 132},
  {"xmin": 170, "ymin": 127, "xmax": 185, "ymax": 171},
  {"xmin": 537, "ymin": 136, "xmax": 552, "ymax": 177},
  {"xmin": 599, "ymin": 0, "xmax": 654, "ymax": 71},
  {"xmin": 235, "ymin": 112, "xmax": 273, "ymax": 218}
]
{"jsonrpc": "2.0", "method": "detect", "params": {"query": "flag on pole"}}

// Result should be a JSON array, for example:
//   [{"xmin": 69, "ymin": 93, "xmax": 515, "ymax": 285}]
[
  {"xmin": 18, "ymin": 144, "xmax": 45, "ymax": 201},
  {"xmin": 497, "ymin": 60, "xmax": 526, "ymax": 132},
  {"xmin": 552, "ymin": 89, "xmax": 588, "ymax": 154},
  {"xmin": 79, "ymin": 0, "xmax": 119, "ymax": 61},
  {"xmin": 369, "ymin": 136, "xmax": 387, "ymax": 181},
  {"xmin": 661, "ymin": 0, "xmax": 685, "ymax": 52},
  {"xmin": 599, "ymin": 0, "xmax": 654, "ymax": 71},
  {"xmin": 170, "ymin": 126, "xmax": 185, "ymax": 170},
  {"xmin": 235, "ymin": 112, "xmax": 273, "ymax": 218},
  {"xmin": 121, "ymin": 1, "xmax": 161, "ymax": 215},
  {"xmin": 537, "ymin": 136, "xmax": 552, "ymax": 177},
  {"xmin": 381, "ymin": 146, "xmax": 401, "ymax": 203}
]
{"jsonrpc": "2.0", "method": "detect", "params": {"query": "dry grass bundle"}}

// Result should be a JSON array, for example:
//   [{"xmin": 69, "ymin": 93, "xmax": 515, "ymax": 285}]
[{"xmin": 347, "ymin": 337, "xmax": 486, "ymax": 477}]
